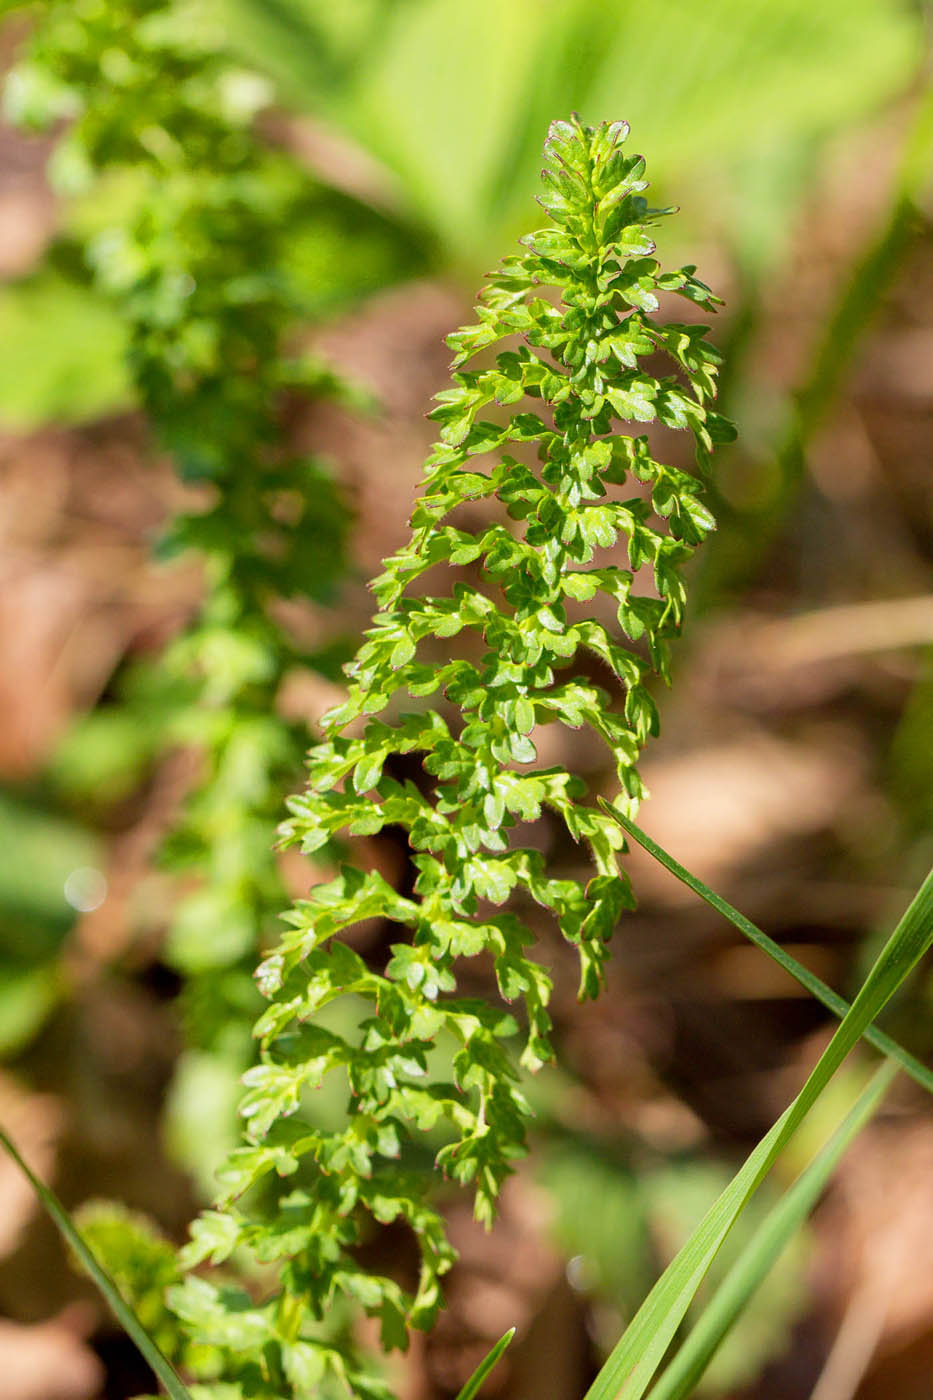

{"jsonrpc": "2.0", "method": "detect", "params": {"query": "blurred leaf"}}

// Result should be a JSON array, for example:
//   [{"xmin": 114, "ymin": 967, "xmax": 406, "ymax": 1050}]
[
  {"xmin": 0, "ymin": 789, "xmax": 99, "ymax": 957},
  {"xmin": 75, "ymin": 1201, "xmax": 186, "ymax": 1360},
  {"xmin": 281, "ymin": 187, "xmax": 431, "ymax": 316},
  {"xmin": 50, "ymin": 706, "xmax": 163, "ymax": 808},
  {"xmin": 227, "ymin": 0, "xmax": 923, "ymax": 264},
  {"xmin": 163, "ymin": 1049, "xmax": 248, "ymax": 1197},
  {"xmin": 541, "ymin": 1141, "xmax": 809, "ymax": 1394},
  {"xmin": 541, "ymin": 1141, "xmax": 649, "ymax": 1315},
  {"xmin": 0, "ymin": 963, "xmax": 60, "ymax": 1057},
  {"xmin": 0, "ymin": 272, "xmax": 130, "ymax": 427}
]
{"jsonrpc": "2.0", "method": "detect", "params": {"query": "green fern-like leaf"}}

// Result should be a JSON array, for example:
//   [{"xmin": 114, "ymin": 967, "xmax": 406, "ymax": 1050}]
[
  {"xmin": 6, "ymin": 0, "xmax": 353, "ymax": 1100},
  {"xmin": 174, "ymin": 115, "xmax": 733, "ymax": 1392}
]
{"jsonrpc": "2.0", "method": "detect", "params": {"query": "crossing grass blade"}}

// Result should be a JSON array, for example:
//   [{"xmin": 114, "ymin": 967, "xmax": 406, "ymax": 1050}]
[
  {"xmin": 586, "ymin": 816, "xmax": 933, "ymax": 1400},
  {"xmin": 454, "ymin": 1327, "xmax": 516, "ymax": 1400},
  {"xmin": 0, "ymin": 1123, "xmax": 194, "ymax": 1400},
  {"xmin": 600, "ymin": 803, "xmax": 933, "ymax": 1097},
  {"xmin": 646, "ymin": 1059, "xmax": 897, "ymax": 1400}
]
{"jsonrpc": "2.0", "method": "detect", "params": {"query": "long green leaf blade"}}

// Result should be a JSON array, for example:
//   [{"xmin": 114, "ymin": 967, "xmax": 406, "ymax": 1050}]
[
  {"xmin": 600, "ymin": 803, "xmax": 933, "ymax": 1096},
  {"xmin": 584, "ymin": 843, "xmax": 933, "ymax": 1400},
  {"xmin": 646, "ymin": 1059, "xmax": 897, "ymax": 1400},
  {"xmin": 454, "ymin": 1327, "xmax": 516, "ymax": 1400},
  {"xmin": 0, "ymin": 1123, "xmax": 194, "ymax": 1400}
]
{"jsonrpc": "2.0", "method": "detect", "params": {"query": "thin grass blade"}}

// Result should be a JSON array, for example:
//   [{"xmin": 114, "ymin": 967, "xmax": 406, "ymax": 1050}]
[
  {"xmin": 0, "ymin": 1123, "xmax": 194, "ymax": 1400},
  {"xmin": 454, "ymin": 1327, "xmax": 516, "ymax": 1400},
  {"xmin": 584, "ymin": 837, "xmax": 933, "ymax": 1400},
  {"xmin": 599, "ymin": 803, "xmax": 933, "ymax": 1097},
  {"xmin": 646, "ymin": 1059, "xmax": 897, "ymax": 1400}
]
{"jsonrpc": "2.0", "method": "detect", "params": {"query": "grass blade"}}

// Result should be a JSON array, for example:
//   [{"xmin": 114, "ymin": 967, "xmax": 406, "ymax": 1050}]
[
  {"xmin": 584, "ymin": 839, "xmax": 933, "ymax": 1400},
  {"xmin": 0, "ymin": 1122, "xmax": 194, "ymax": 1400},
  {"xmin": 599, "ymin": 803, "xmax": 933, "ymax": 1097},
  {"xmin": 454, "ymin": 1327, "xmax": 516, "ymax": 1400},
  {"xmin": 646, "ymin": 1059, "xmax": 897, "ymax": 1400}
]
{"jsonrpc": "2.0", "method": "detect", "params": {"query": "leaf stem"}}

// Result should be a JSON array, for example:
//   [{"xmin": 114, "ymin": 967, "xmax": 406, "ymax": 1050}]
[{"xmin": 0, "ymin": 1122, "xmax": 194, "ymax": 1400}]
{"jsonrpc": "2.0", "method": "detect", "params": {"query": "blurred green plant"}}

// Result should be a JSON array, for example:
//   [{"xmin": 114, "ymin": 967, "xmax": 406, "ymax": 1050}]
[
  {"xmin": 76, "ymin": 1201, "xmax": 200, "ymax": 1369},
  {"xmin": 541, "ymin": 1141, "xmax": 811, "ymax": 1397},
  {"xmin": 0, "ymin": 271, "xmax": 131, "ymax": 426},
  {"xmin": 0, "ymin": 790, "xmax": 100, "ymax": 1055},
  {"xmin": 2, "ymin": 0, "xmax": 387, "ymax": 1160},
  {"xmin": 220, "ymin": 0, "xmax": 923, "ymax": 265}
]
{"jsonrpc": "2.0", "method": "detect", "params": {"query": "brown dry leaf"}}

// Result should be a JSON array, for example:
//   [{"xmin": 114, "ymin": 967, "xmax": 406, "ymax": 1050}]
[
  {"xmin": 0, "ymin": 1307, "xmax": 103, "ymax": 1400},
  {"xmin": 308, "ymin": 281, "xmax": 463, "ymax": 576},
  {"xmin": 0, "ymin": 1071, "xmax": 62, "ymax": 1260},
  {"xmin": 426, "ymin": 1172, "xmax": 565, "ymax": 1397},
  {"xmin": 626, "ymin": 728, "xmax": 868, "ymax": 901},
  {"xmin": 818, "ymin": 1119, "xmax": 933, "ymax": 1347},
  {"xmin": 0, "ymin": 185, "xmax": 55, "ymax": 277},
  {"xmin": 72, "ymin": 746, "xmax": 197, "ymax": 967},
  {"xmin": 0, "ymin": 115, "xmax": 57, "ymax": 278},
  {"xmin": 0, "ymin": 424, "xmax": 195, "ymax": 777},
  {"xmin": 694, "ymin": 599, "xmax": 933, "ymax": 713}
]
